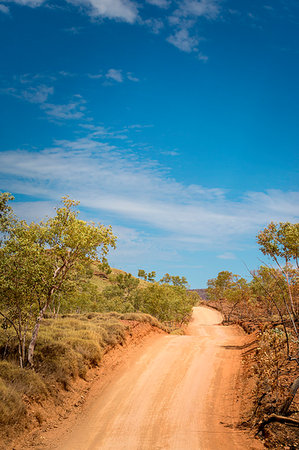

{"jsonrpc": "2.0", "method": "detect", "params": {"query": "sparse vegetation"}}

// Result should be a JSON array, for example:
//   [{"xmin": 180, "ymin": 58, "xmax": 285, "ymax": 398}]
[
  {"xmin": 0, "ymin": 193, "xmax": 195, "ymax": 441},
  {"xmin": 206, "ymin": 221, "xmax": 299, "ymax": 449},
  {"xmin": 0, "ymin": 194, "xmax": 116, "ymax": 368},
  {"xmin": 0, "ymin": 312, "xmax": 166, "ymax": 428}
]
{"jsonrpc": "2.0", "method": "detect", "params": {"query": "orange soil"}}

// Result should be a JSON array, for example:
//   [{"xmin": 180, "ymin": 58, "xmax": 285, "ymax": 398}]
[{"xmin": 31, "ymin": 307, "xmax": 264, "ymax": 450}]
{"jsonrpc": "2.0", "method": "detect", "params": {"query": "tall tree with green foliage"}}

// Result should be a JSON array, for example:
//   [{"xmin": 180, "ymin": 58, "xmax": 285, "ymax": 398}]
[
  {"xmin": 207, "ymin": 271, "xmax": 250, "ymax": 322},
  {"xmin": 0, "ymin": 194, "xmax": 116, "ymax": 367},
  {"xmin": 137, "ymin": 269, "xmax": 147, "ymax": 281},
  {"xmin": 134, "ymin": 283, "xmax": 195, "ymax": 323},
  {"xmin": 257, "ymin": 222, "xmax": 299, "ymax": 414},
  {"xmin": 101, "ymin": 273, "xmax": 140, "ymax": 312},
  {"xmin": 257, "ymin": 222, "xmax": 299, "ymax": 321},
  {"xmin": 160, "ymin": 273, "xmax": 188, "ymax": 288}
]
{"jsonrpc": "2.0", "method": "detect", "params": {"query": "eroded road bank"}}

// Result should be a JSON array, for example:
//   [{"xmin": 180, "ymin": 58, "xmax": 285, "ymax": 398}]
[{"xmin": 49, "ymin": 307, "xmax": 263, "ymax": 450}]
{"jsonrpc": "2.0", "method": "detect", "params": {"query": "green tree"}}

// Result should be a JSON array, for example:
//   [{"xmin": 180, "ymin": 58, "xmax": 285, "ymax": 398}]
[
  {"xmin": 102, "ymin": 273, "xmax": 140, "ymax": 313},
  {"xmin": 207, "ymin": 271, "xmax": 250, "ymax": 322},
  {"xmin": 250, "ymin": 266, "xmax": 286, "ymax": 319},
  {"xmin": 0, "ymin": 195, "xmax": 116, "ymax": 367},
  {"xmin": 159, "ymin": 273, "xmax": 171, "ymax": 284},
  {"xmin": 138, "ymin": 269, "xmax": 147, "ymax": 281},
  {"xmin": 135, "ymin": 283, "xmax": 194, "ymax": 323},
  {"xmin": 159, "ymin": 273, "xmax": 188, "ymax": 287},
  {"xmin": 147, "ymin": 271, "xmax": 156, "ymax": 282},
  {"xmin": 137, "ymin": 270, "xmax": 156, "ymax": 283},
  {"xmin": 257, "ymin": 222, "xmax": 299, "ymax": 414},
  {"xmin": 257, "ymin": 222, "xmax": 299, "ymax": 320},
  {"xmin": 97, "ymin": 257, "xmax": 112, "ymax": 276},
  {"xmin": 207, "ymin": 271, "xmax": 234, "ymax": 321}
]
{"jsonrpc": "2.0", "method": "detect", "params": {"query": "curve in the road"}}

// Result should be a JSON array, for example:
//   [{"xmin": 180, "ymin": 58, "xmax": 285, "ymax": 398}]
[{"xmin": 52, "ymin": 306, "xmax": 263, "ymax": 450}]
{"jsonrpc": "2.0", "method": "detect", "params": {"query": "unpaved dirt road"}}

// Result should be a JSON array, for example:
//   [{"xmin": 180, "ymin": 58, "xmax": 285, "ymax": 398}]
[{"xmin": 53, "ymin": 307, "xmax": 263, "ymax": 450}]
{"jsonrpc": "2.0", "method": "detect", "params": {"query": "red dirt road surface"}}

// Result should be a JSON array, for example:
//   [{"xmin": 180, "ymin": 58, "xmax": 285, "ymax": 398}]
[{"xmin": 52, "ymin": 307, "xmax": 264, "ymax": 449}]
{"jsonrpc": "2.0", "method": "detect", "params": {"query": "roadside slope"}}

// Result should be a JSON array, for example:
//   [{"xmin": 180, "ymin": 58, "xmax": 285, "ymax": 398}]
[{"xmin": 45, "ymin": 306, "xmax": 263, "ymax": 450}]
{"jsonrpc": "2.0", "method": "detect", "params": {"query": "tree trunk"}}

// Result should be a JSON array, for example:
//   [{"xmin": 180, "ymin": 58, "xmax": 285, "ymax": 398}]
[
  {"xmin": 18, "ymin": 342, "xmax": 23, "ymax": 369},
  {"xmin": 280, "ymin": 376, "xmax": 299, "ymax": 416},
  {"xmin": 27, "ymin": 303, "xmax": 48, "ymax": 368}
]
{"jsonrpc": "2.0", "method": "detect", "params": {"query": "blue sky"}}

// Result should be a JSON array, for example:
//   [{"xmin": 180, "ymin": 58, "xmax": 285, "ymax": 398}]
[{"xmin": 0, "ymin": 0, "xmax": 298, "ymax": 287}]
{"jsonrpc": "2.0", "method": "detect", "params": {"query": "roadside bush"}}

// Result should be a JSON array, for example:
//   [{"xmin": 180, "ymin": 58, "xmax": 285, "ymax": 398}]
[
  {"xmin": 0, "ymin": 378, "xmax": 25, "ymax": 425},
  {"xmin": 34, "ymin": 317, "xmax": 128, "ymax": 386},
  {"xmin": 0, "ymin": 361, "xmax": 47, "ymax": 398},
  {"xmin": 0, "ymin": 310, "xmax": 166, "ymax": 427},
  {"xmin": 134, "ymin": 284, "xmax": 195, "ymax": 323}
]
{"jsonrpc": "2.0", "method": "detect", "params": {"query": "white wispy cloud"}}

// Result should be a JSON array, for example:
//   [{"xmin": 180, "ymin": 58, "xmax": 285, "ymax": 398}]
[
  {"xmin": 41, "ymin": 99, "xmax": 86, "ymax": 120},
  {"xmin": 2, "ymin": 0, "xmax": 139, "ymax": 22},
  {"xmin": 5, "ymin": 0, "xmax": 45, "ymax": 6},
  {"xmin": 87, "ymin": 72, "xmax": 103, "ymax": 79},
  {"xmin": 167, "ymin": 28, "xmax": 199, "ymax": 53},
  {"xmin": 22, "ymin": 85, "xmax": 54, "ymax": 103},
  {"xmin": 143, "ymin": 17, "xmax": 164, "ymax": 34},
  {"xmin": 167, "ymin": 0, "xmax": 222, "ymax": 55},
  {"xmin": 198, "ymin": 52, "xmax": 208, "ymax": 62},
  {"xmin": 217, "ymin": 252, "xmax": 236, "ymax": 260},
  {"xmin": 161, "ymin": 150, "xmax": 179, "ymax": 156},
  {"xmin": 0, "ymin": 3, "xmax": 9, "ymax": 13},
  {"xmin": 64, "ymin": 26, "xmax": 84, "ymax": 34},
  {"xmin": 0, "ymin": 137, "xmax": 298, "ymax": 250},
  {"xmin": 175, "ymin": 0, "xmax": 221, "ymax": 20},
  {"xmin": 146, "ymin": 0, "xmax": 170, "ymax": 8},
  {"xmin": 104, "ymin": 69, "xmax": 139, "ymax": 83},
  {"xmin": 0, "ymin": 75, "xmax": 87, "ymax": 121},
  {"xmin": 106, "ymin": 68, "xmax": 123, "ymax": 83},
  {"xmin": 127, "ymin": 72, "xmax": 139, "ymax": 82},
  {"xmin": 67, "ymin": 0, "xmax": 139, "ymax": 23},
  {"xmin": 2, "ymin": 0, "xmax": 222, "ymax": 60},
  {"xmin": 1, "ymin": 84, "xmax": 54, "ymax": 104}
]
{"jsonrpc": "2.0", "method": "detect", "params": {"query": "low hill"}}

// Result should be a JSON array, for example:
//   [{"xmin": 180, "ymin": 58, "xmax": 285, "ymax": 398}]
[{"xmin": 91, "ymin": 264, "xmax": 149, "ymax": 291}]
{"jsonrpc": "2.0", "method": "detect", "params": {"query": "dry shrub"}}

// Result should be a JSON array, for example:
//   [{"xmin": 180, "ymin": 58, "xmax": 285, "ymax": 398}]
[
  {"xmin": 33, "ymin": 315, "xmax": 129, "ymax": 387},
  {"xmin": 0, "ymin": 361, "xmax": 47, "ymax": 398},
  {"xmin": 0, "ymin": 378, "xmax": 25, "ymax": 424},
  {"xmin": 35, "ymin": 341, "xmax": 84, "ymax": 386},
  {"xmin": 120, "ymin": 312, "xmax": 168, "ymax": 331},
  {"xmin": 252, "ymin": 327, "xmax": 297, "ymax": 420},
  {"xmin": 66, "ymin": 338, "xmax": 102, "ymax": 365},
  {"xmin": 0, "ymin": 311, "xmax": 164, "ymax": 426}
]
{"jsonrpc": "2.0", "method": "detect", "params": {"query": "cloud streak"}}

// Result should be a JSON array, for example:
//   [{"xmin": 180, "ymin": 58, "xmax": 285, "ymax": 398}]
[
  {"xmin": 1, "ymin": 0, "xmax": 222, "ymax": 59},
  {"xmin": 106, "ymin": 68, "xmax": 123, "ymax": 83},
  {"xmin": 0, "ymin": 136, "xmax": 298, "ymax": 250},
  {"xmin": 0, "ymin": 3, "xmax": 9, "ymax": 13}
]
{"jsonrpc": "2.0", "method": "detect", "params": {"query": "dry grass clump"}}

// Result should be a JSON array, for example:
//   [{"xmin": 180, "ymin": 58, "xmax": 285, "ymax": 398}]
[
  {"xmin": 0, "ymin": 311, "xmax": 162, "ymax": 426},
  {"xmin": 80, "ymin": 311, "xmax": 166, "ymax": 330},
  {"xmin": 34, "ymin": 316, "xmax": 128, "ymax": 387},
  {"xmin": 0, "ymin": 378, "xmax": 25, "ymax": 425},
  {"xmin": 0, "ymin": 361, "xmax": 47, "ymax": 398},
  {"xmin": 119, "ymin": 312, "xmax": 169, "ymax": 331}
]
